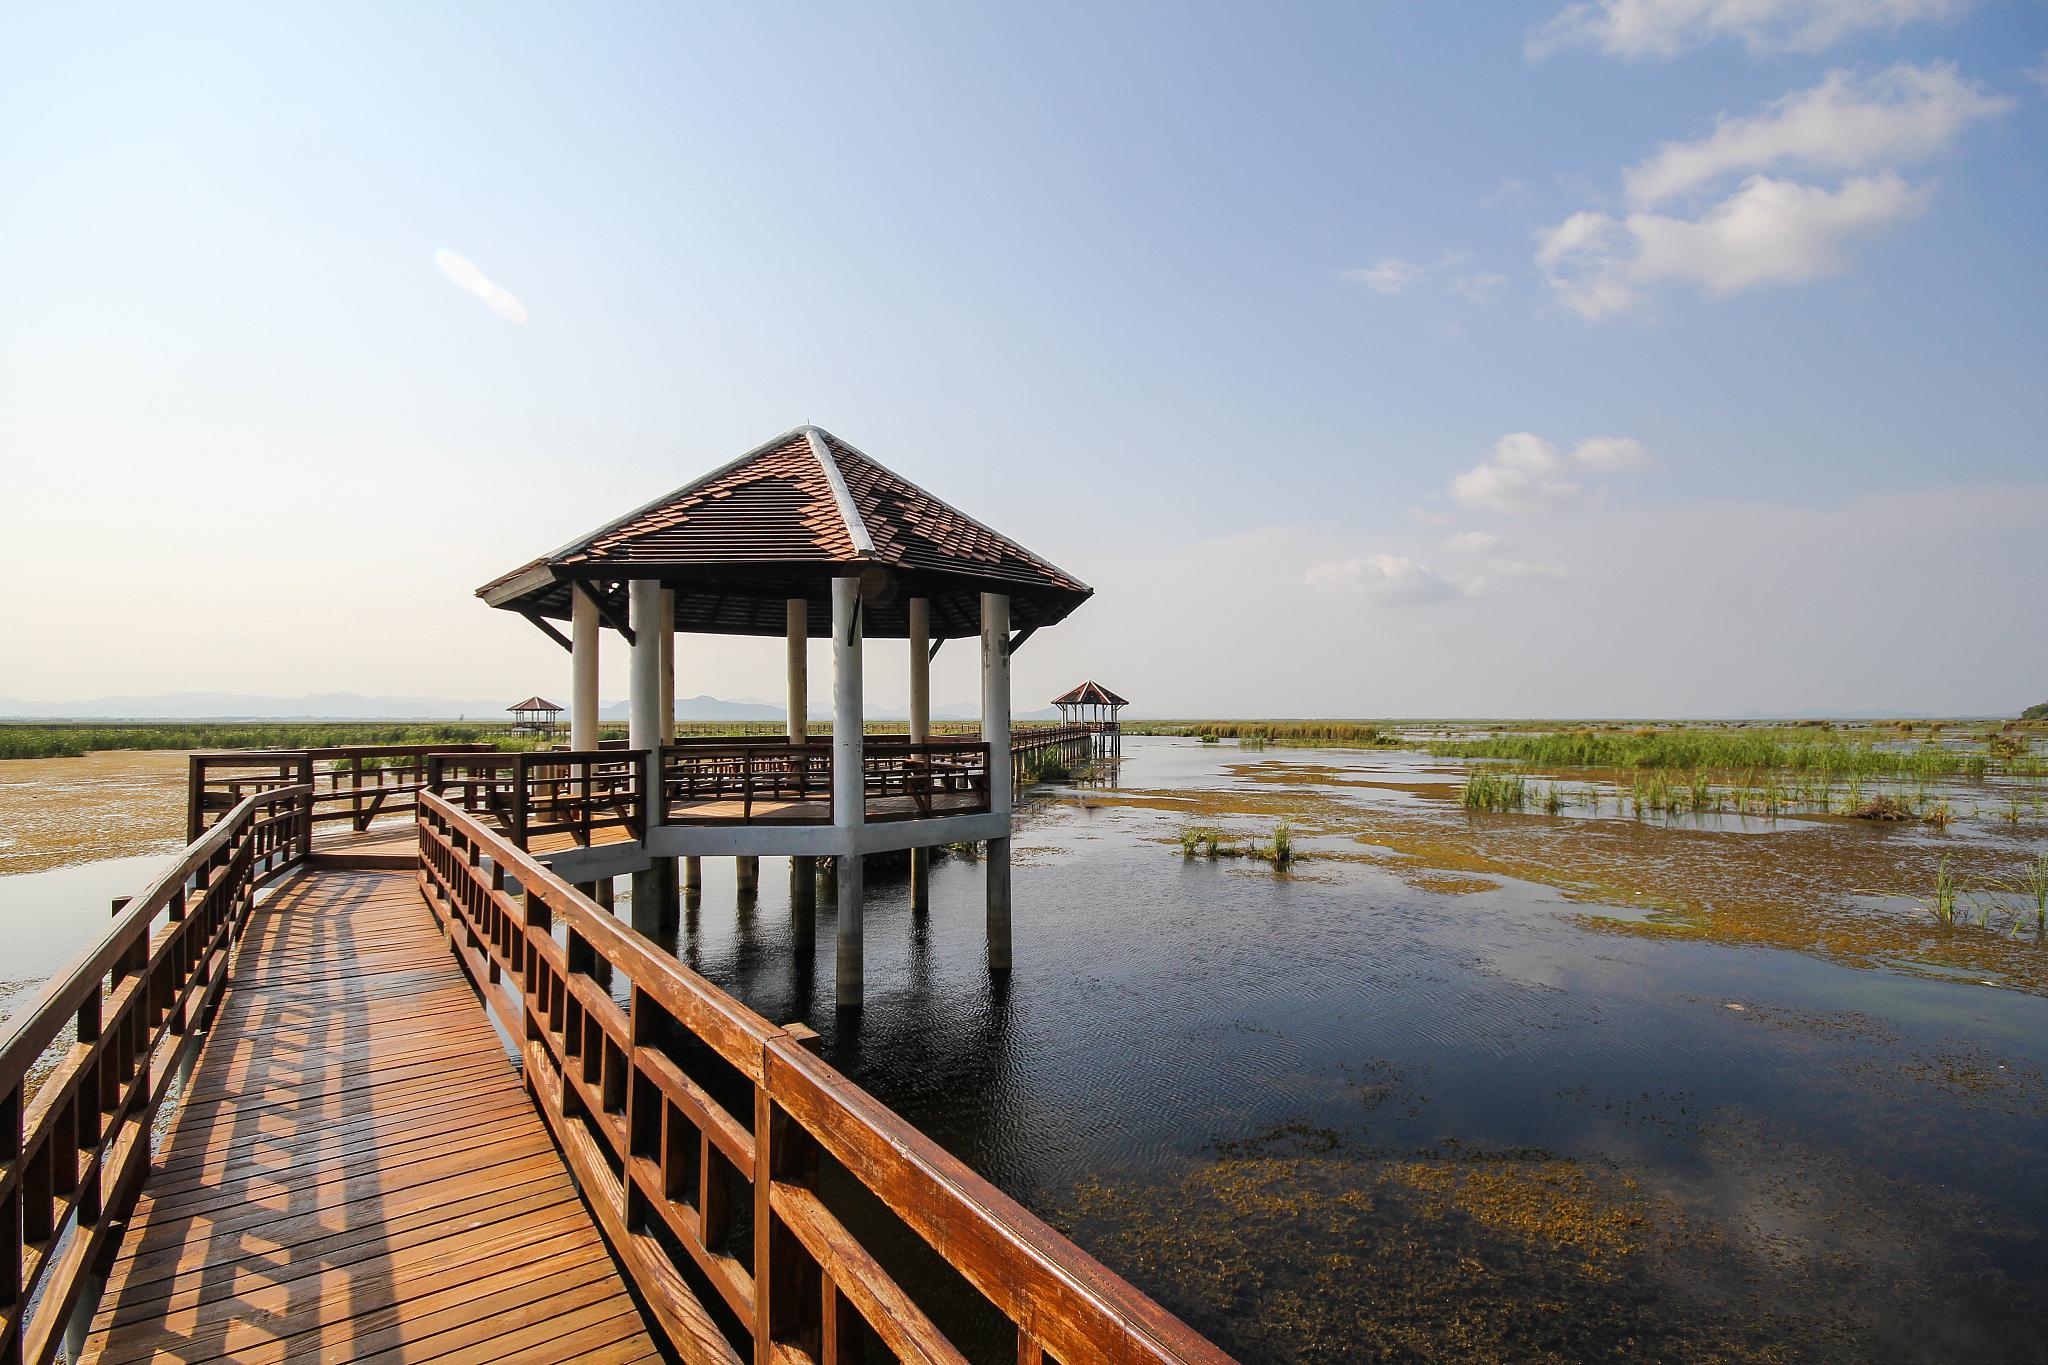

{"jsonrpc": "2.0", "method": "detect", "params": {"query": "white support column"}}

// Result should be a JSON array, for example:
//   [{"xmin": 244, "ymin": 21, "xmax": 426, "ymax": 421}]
[
  {"xmin": 786, "ymin": 598, "xmax": 809, "ymax": 743},
  {"xmin": 981, "ymin": 592, "xmax": 1012, "ymax": 972},
  {"xmin": 629, "ymin": 579, "xmax": 664, "ymax": 756},
  {"xmin": 658, "ymin": 588, "xmax": 676, "ymax": 742},
  {"xmin": 788, "ymin": 597, "xmax": 816, "ymax": 920},
  {"xmin": 629, "ymin": 578, "xmax": 671, "ymax": 930},
  {"xmin": 832, "ymin": 575, "xmax": 865, "ymax": 1006},
  {"xmin": 571, "ymin": 586, "xmax": 600, "ymax": 751},
  {"xmin": 907, "ymin": 597, "xmax": 930, "ymax": 744}
]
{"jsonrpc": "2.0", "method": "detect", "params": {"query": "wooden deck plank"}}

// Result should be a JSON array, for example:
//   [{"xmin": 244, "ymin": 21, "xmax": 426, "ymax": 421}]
[{"xmin": 82, "ymin": 868, "xmax": 664, "ymax": 1364}]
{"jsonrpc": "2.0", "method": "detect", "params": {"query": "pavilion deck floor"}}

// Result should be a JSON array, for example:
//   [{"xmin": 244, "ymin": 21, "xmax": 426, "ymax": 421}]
[{"xmin": 78, "ymin": 869, "xmax": 666, "ymax": 1365}]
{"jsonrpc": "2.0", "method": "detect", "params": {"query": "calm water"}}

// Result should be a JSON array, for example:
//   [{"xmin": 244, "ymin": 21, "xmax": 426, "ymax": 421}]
[
  {"xmin": 630, "ymin": 738, "xmax": 2048, "ymax": 1362},
  {"xmin": 5, "ymin": 738, "xmax": 2044, "ymax": 1360}
]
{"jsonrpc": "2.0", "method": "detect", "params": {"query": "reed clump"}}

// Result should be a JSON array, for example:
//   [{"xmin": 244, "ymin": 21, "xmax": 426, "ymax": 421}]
[
  {"xmin": 1461, "ymin": 771, "xmax": 1527, "ymax": 812},
  {"xmin": 1428, "ymin": 728, "xmax": 1990, "ymax": 780}
]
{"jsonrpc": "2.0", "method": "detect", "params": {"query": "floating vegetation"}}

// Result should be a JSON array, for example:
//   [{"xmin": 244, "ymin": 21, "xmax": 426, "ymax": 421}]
[
  {"xmin": 1849, "ymin": 793, "xmax": 1914, "ymax": 821},
  {"xmin": 1176, "ymin": 821, "xmax": 1300, "ymax": 868}
]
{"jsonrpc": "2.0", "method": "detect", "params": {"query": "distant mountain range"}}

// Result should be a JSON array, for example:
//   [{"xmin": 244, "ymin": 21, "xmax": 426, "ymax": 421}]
[{"xmin": 0, "ymin": 691, "xmax": 1058, "ymax": 722}]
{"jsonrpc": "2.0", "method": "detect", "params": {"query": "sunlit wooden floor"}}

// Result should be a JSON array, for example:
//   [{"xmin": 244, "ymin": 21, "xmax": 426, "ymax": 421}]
[{"xmin": 80, "ymin": 870, "xmax": 664, "ymax": 1364}]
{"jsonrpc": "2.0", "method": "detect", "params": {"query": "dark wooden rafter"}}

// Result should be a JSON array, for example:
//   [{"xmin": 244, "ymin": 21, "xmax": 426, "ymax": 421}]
[
  {"xmin": 588, "ymin": 581, "xmax": 636, "ymax": 645},
  {"xmin": 522, "ymin": 610, "xmax": 573, "ymax": 653},
  {"xmin": 1007, "ymin": 625, "xmax": 1038, "ymax": 656}
]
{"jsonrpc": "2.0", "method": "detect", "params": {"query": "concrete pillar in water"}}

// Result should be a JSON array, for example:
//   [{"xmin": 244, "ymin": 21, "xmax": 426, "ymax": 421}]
[
  {"xmin": 908, "ymin": 596, "xmax": 931, "ymax": 912},
  {"xmin": 571, "ymin": 586, "xmax": 600, "ymax": 751},
  {"xmin": 787, "ymin": 594, "xmax": 818, "ymax": 927},
  {"xmin": 982, "ymin": 591, "xmax": 1012, "ymax": 972},
  {"xmin": 832, "ymin": 574, "xmax": 865, "ymax": 1006},
  {"xmin": 682, "ymin": 856, "xmax": 702, "ymax": 899},
  {"xmin": 628, "ymin": 579, "xmax": 675, "ymax": 929},
  {"xmin": 736, "ymin": 856, "xmax": 759, "ymax": 896}
]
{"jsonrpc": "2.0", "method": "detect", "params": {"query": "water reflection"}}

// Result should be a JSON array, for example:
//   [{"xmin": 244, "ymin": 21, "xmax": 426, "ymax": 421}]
[{"xmin": 636, "ymin": 738, "xmax": 2048, "ymax": 1360}]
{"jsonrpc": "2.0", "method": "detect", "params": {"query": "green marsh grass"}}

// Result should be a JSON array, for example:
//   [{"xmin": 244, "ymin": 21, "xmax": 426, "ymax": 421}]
[{"xmin": 1462, "ymin": 771, "xmax": 1527, "ymax": 812}]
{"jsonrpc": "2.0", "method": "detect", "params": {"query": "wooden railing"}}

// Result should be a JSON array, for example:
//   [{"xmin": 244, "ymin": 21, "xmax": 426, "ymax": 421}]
[
  {"xmin": 186, "ymin": 744, "xmax": 494, "ymax": 841},
  {"xmin": 856, "ymin": 741, "xmax": 992, "ymax": 818},
  {"xmin": 426, "ymin": 749, "xmax": 648, "ymax": 849},
  {"xmin": 0, "ymin": 786, "xmax": 311, "ymax": 1365},
  {"xmin": 663, "ymin": 743, "xmax": 830, "ymax": 822},
  {"xmin": 416, "ymin": 793, "xmax": 1232, "ymax": 1365}
]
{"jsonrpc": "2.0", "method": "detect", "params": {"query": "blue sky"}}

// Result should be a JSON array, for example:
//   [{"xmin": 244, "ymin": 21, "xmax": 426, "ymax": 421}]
[{"xmin": 3, "ymin": 2, "xmax": 2045, "ymax": 716}]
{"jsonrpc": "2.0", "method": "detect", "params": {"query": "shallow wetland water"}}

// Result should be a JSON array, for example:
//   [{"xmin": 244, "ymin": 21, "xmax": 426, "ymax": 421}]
[{"xmin": 4, "ymin": 737, "xmax": 2045, "ymax": 1361}]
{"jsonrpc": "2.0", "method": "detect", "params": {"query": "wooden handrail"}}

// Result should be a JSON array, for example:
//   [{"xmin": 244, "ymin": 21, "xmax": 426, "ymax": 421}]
[
  {"xmin": 187, "ymin": 744, "xmax": 496, "ymax": 840},
  {"xmin": 415, "ymin": 793, "xmax": 1233, "ymax": 1365},
  {"xmin": 0, "ymin": 785, "xmax": 312, "ymax": 1365}
]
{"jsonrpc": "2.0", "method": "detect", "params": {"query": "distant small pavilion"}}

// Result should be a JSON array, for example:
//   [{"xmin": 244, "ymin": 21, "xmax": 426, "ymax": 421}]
[
  {"xmin": 507, "ymin": 695, "xmax": 564, "ymax": 736},
  {"xmin": 1052, "ymin": 680, "xmax": 1126, "ymax": 756},
  {"xmin": 477, "ymin": 425, "xmax": 1093, "ymax": 1005}
]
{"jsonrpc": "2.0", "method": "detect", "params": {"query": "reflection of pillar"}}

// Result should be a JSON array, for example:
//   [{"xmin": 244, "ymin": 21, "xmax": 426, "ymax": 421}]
[
  {"xmin": 982, "ymin": 592, "xmax": 1012, "ymax": 972},
  {"xmin": 908, "ymin": 596, "xmax": 931, "ymax": 913},
  {"xmin": 571, "ymin": 586, "xmax": 600, "ymax": 751},
  {"xmin": 832, "ymin": 575, "xmax": 864, "ymax": 1006},
  {"xmin": 629, "ymin": 579, "xmax": 674, "ymax": 930},
  {"xmin": 682, "ymin": 856, "xmax": 701, "ymax": 905}
]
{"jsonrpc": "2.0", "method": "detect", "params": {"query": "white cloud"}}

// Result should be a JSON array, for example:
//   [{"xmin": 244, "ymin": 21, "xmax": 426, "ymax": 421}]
[
  {"xmin": 1450, "ymin": 432, "xmax": 1654, "ymax": 514},
  {"xmin": 1571, "ymin": 435, "xmax": 1652, "ymax": 473},
  {"xmin": 1481, "ymin": 178, "xmax": 1528, "ymax": 209},
  {"xmin": 434, "ymin": 249, "xmax": 529, "ymax": 324},
  {"xmin": 1342, "ymin": 252, "xmax": 1501, "ymax": 305},
  {"xmin": 2027, "ymin": 51, "xmax": 2048, "ymax": 93},
  {"xmin": 1528, "ymin": 0, "xmax": 1976, "ymax": 61},
  {"xmin": 1448, "ymin": 531, "xmax": 1501, "ymax": 554},
  {"xmin": 1340, "ymin": 258, "xmax": 1433, "ymax": 295},
  {"xmin": 1626, "ymin": 63, "xmax": 2011, "ymax": 205},
  {"xmin": 1449, "ymin": 271, "xmax": 1508, "ymax": 304},
  {"xmin": 1538, "ymin": 172, "xmax": 1930, "ymax": 318},
  {"xmin": 1304, "ymin": 554, "xmax": 1482, "ymax": 606}
]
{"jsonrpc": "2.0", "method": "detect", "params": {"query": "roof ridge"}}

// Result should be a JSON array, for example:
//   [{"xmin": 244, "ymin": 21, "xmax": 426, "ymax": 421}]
[
  {"xmin": 819, "ymin": 430, "xmax": 1092, "ymax": 592},
  {"xmin": 802, "ymin": 426, "xmax": 875, "ymax": 560},
  {"xmin": 544, "ymin": 425, "xmax": 814, "ymax": 564}
]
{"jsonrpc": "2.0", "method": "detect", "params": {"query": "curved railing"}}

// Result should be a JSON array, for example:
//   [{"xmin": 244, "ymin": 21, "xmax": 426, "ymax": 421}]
[
  {"xmin": 0, "ymin": 786, "xmax": 311, "ymax": 1365},
  {"xmin": 416, "ymin": 792, "xmax": 1232, "ymax": 1365}
]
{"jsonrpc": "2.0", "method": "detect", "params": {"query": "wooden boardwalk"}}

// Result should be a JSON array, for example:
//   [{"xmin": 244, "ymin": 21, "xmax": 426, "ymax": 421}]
[{"xmin": 76, "ymin": 870, "xmax": 664, "ymax": 1364}]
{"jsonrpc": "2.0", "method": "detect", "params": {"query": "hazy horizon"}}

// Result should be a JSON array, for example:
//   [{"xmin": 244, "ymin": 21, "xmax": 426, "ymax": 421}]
[{"xmin": 5, "ymin": 4, "xmax": 2044, "ymax": 717}]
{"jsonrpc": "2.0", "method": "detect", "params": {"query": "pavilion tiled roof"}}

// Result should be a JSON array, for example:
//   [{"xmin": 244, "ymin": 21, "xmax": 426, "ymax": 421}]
[
  {"xmin": 507, "ymin": 696, "xmax": 564, "ymax": 713},
  {"xmin": 1052, "ymin": 681, "xmax": 1127, "ymax": 707},
  {"xmin": 478, "ymin": 426, "xmax": 1092, "ymax": 640}
]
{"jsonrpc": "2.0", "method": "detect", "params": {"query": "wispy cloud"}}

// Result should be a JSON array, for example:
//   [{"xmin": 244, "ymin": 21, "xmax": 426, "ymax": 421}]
[
  {"xmin": 1450, "ymin": 432, "xmax": 1653, "ymax": 514},
  {"xmin": 1341, "ymin": 252, "xmax": 1503, "ymax": 306},
  {"xmin": 1448, "ymin": 531, "xmax": 1501, "ymax": 553},
  {"xmin": 1304, "ymin": 554, "xmax": 1482, "ymax": 606},
  {"xmin": 1625, "ymin": 62, "xmax": 2010, "ymax": 206},
  {"xmin": 1339, "ymin": 258, "xmax": 1437, "ymax": 296},
  {"xmin": 1539, "ymin": 173, "xmax": 1930, "ymax": 319},
  {"xmin": 1528, "ymin": 0, "xmax": 1977, "ymax": 61},
  {"xmin": 2027, "ymin": 50, "xmax": 2048, "ymax": 94},
  {"xmin": 434, "ymin": 249, "xmax": 528, "ymax": 324}
]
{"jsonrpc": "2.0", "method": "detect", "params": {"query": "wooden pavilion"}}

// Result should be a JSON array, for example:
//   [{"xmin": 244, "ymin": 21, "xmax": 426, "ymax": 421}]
[
  {"xmin": 477, "ymin": 425, "xmax": 1093, "ymax": 1004},
  {"xmin": 506, "ymin": 694, "xmax": 564, "ymax": 735},
  {"xmin": 1053, "ymin": 679, "xmax": 1127, "ymax": 754}
]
